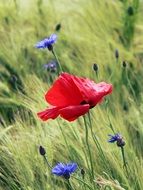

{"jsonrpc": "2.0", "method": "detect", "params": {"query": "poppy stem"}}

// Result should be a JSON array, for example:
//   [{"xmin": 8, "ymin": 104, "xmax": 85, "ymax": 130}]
[
  {"xmin": 83, "ymin": 116, "xmax": 95, "ymax": 182},
  {"xmin": 51, "ymin": 48, "xmax": 63, "ymax": 75}
]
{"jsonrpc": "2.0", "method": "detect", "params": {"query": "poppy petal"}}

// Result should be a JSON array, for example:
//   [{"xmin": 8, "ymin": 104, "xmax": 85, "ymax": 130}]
[
  {"xmin": 59, "ymin": 104, "xmax": 90, "ymax": 121},
  {"xmin": 45, "ymin": 73, "xmax": 83, "ymax": 106},
  {"xmin": 37, "ymin": 106, "xmax": 60, "ymax": 121},
  {"xmin": 72, "ymin": 76, "xmax": 113, "ymax": 106}
]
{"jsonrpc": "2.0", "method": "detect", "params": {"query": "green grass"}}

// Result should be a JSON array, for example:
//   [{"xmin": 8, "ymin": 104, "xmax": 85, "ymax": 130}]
[{"xmin": 0, "ymin": 0, "xmax": 143, "ymax": 189}]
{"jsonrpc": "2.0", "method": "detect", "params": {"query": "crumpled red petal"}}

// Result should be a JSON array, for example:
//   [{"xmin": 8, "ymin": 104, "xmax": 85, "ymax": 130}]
[
  {"xmin": 37, "ymin": 104, "xmax": 90, "ymax": 122},
  {"xmin": 45, "ymin": 73, "xmax": 83, "ymax": 107},
  {"xmin": 37, "ymin": 106, "xmax": 61, "ymax": 121},
  {"xmin": 72, "ymin": 76, "xmax": 113, "ymax": 107},
  {"xmin": 60, "ymin": 104, "xmax": 90, "ymax": 121}
]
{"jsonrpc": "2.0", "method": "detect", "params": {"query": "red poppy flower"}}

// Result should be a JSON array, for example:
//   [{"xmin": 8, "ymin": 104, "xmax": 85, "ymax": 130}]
[{"xmin": 37, "ymin": 72, "xmax": 113, "ymax": 122}]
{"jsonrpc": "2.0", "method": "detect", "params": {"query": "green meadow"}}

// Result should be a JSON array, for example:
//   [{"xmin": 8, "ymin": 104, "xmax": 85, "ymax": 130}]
[{"xmin": 0, "ymin": 0, "xmax": 143, "ymax": 189}]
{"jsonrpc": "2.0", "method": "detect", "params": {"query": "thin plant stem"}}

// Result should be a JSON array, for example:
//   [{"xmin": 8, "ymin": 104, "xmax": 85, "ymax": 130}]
[
  {"xmin": 57, "ymin": 120, "xmax": 71, "ymax": 159},
  {"xmin": 106, "ymin": 110, "xmax": 115, "ymax": 134},
  {"xmin": 43, "ymin": 155, "xmax": 52, "ymax": 169},
  {"xmin": 67, "ymin": 180, "xmax": 75, "ymax": 190},
  {"xmin": 72, "ymin": 176, "xmax": 94, "ymax": 190},
  {"xmin": 82, "ymin": 146, "xmax": 91, "ymax": 178},
  {"xmin": 120, "ymin": 146, "xmax": 129, "ymax": 177},
  {"xmin": 95, "ymin": 71, "xmax": 99, "ymax": 81},
  {"xmin": 125, "ymin": 69, "xmax": 137, "ymax": 103},
  {"xmin": 83, "ymin": 115, "xmax": 95, "ymax": 182},
  {"xmin": 81, "ymin": 174, "xmax": 87, "ymax": 190},
  {"xmin": 51, "ymin": 48, "xmax": 63, "ymax": 74},
  {"xmin": 43, "ymin": 156, "xmax": 56, "ymax": 190},
  {"xmin": 87, "ymin": 112, "xmax": 112, "ymax": 175}
]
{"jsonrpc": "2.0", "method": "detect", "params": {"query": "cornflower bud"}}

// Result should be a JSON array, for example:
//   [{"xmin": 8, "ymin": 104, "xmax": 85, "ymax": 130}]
[
  {"xmin": 122, "ymin": 61, "xmax": 127, "ymax": 68},
  {"xmin": 39, "ymin": 146, "xmax": 46, "ymax": 156},
  {"xmin": 93, "ymin": 63, "xmax": 98, "ymax": 72},
  {"xmin": 115, "ymin": 49, "xmax": 119, "ymax": 59}
]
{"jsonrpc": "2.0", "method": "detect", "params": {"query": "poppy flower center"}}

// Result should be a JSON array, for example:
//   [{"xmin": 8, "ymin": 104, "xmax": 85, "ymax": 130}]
[{"xmin": 80, "ymin": 100, "xmax": 94, "ymax": 109}]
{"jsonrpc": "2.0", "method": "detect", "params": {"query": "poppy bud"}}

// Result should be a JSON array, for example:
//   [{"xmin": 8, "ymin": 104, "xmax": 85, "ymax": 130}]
[
  {"xmin": 55, "ymin": 23, "xmax": 61, "ymax": 31},
  {"xmin": 93, "ymin": 63, "xmax": 98, "ymax": 72},
  {"xmin": 122, "ymin": 61, "xmax": 127, "ymax": 68},
  {"xmin": 81, "ymin": 168, "xmax": 85, "ymax": 179},
  {"xmin": 127, "ymin": 6, "xmax": 134, "ymax": 16},
  {"xmin": 39, "ymin": 146, "xmax": 46, "ymax": 156},
  {"xmin": 117, "ymin": 139, "xmax": 125, "ymax": 147},
  {"xmin": 115, "ymin": 49, "xmax": 119, "ymax": 59}
]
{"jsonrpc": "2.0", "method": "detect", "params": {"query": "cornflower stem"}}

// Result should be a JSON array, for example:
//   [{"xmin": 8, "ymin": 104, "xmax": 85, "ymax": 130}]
[
  {"xmin": 106, "ymin": 109, "xmax": 115, "ymax": 134},
  {"xmin": 43, "ymin": 155, "xmax": 52, "ymax": 169},
  {"xmin": 43, "ymin": 156, "xmax": 56, "ymax": 190},
  {"xmin": 66, "ymin": 180, "xmax": 75, "ymax": 190},
  {"xmin": 87, "ymin": 112, "xmax": 112, "ymax": 175},
  {"xmin": 57, "ymin": 120, "xmax": 71, "ymax": 159},
  {"xmin": 95, "ymin": 71, "xmax": 98, "ymax": 80},
  {"xmin": 125, "ymin": 69, "xmax": 137, "ymax": 103},
  {"xmin": 72, "ymin": 176, "xmax": 94, "ymax": 190},
  {"xmin": 51, "ymin": 48, "xmax": 63, "ymax": 74},
  {"xmin": 83, "ymin": 115, "xmax": 95, "ymax": 182},
  {"xmin": 120, "ymin": 146, "xmax": 129, "ymax": 177}
]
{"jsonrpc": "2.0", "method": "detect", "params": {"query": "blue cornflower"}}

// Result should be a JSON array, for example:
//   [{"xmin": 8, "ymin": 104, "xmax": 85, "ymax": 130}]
[
  {"xmin": 52, "ymin": 162, "xmax": 78, "ymax": 179},
  {"xmin": 108, "ymin": 133, "xmax": 125, "ymax": 147},
  {"xmin": 35, "ymin": 34, "xmax": 57, "ymax": 50},
  {"xmin": 43, "ymin": 61, "xmax": 57, "ymax": 72}
]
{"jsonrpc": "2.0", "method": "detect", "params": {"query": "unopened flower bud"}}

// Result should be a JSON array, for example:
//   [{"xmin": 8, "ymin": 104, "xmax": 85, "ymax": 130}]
[
  {"xmin": 10, "ymin": 75, "xmax": 17, "ymax": 83},
  {"xmin": 93, "ymin": 63, "xmax": 98, "ymax": 72},
  {"xmin": 122, "ymin": 61, "xmax": 127, "ymax": 68},
  {"xmin": 81, "ymin": 168, "xmax": 85, "ymax": 179},
  {"xmin": 127, "ymin": 6, "xmax": 134, "ymax": 16},
  {"xmin": 39, "ymin": 146, "xmax": 46, "ymax": 156},
  {"xmin": 115, "ymin": 49, "xmax": 119, "ymax": 59},
  {"xmin": 55, "ymin": 23, "xmax": 61, "ymax": 31}
]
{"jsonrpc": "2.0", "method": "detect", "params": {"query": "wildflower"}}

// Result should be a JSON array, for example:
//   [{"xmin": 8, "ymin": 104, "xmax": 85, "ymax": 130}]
[
  {"xmin": 52, "ymin": 162, "xmax": 78, "ymax": 179},
  {"xmin": 39, "ymin": 146, "xmax": 46, "ymax": 156},
  {"xmin": 108, "ymin": 134, "xmax": 125, "ymax": 147},
  {"xmin": 35, "ymin": 34, "xmax": 57, "ymax": 50},
  {"xmin": 43, "ymin": 61, "xmax": 57, "ymax": 73},
  {"xmin": 37, "ymin": 72, "xmax": 112, "ymax": 122}
]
